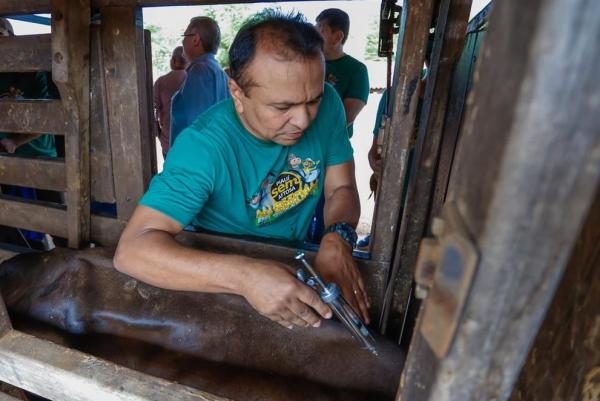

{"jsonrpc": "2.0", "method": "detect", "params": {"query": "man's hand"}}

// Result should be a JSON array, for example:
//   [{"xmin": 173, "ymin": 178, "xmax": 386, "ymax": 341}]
[
  {"xmin": 315, "ymin": 233, "xmax": 370, "ymax": 324},
  {"xmin": 0, "ymin": 138, "xmax": 17, "ymax": 153},
  {"xmin": 241, "ymin": 258, "xmax": 332, "ymax": 329}
]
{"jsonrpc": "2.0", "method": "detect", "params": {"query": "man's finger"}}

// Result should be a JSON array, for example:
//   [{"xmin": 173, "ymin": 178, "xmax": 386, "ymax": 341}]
[
  {"xmin": 297, "ymin": 286, "xmax": 332, "ymax": 320},
  {"xmin": 280, "ymin": 309, "xmax": 311, "ymax": 328},
  {"xmin": 288, "ymin": 301, "xmax": 322, "ymax": 327},
  {"xmin": 270, "ymin": 314, "xmax": 294, "ymax": 330}
]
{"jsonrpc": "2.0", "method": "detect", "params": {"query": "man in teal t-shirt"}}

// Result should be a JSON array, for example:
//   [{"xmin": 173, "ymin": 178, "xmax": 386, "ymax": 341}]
[
  {"xmin": 115, "ymin": 10, "xmax": 370, "ymax": 332},
  {"xmin": 0, "ymin": 71, "xmax": 57, "ymax": 158},
  {"xmin": 316, "ymin": 8, "xmax": 369, "ymax": 138}
]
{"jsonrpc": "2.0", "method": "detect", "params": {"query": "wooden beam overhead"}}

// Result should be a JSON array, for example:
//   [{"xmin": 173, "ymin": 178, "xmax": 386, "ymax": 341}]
[
  {"xmin": 0, "ymin": 34, "xmax": 51, "ymax": 73},
  {"xmin": 0, "ymin": 155, "xmax": 66, "ymax": 191},
  {"xmin": 0, "ymin": 100, "xmax": 66, "ymax": 135}
]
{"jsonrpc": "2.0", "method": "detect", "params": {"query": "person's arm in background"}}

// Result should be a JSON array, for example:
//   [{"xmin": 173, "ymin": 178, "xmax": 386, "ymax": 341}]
[
  {"xmin": 0, "ymin": 134, "xmax": 42, "ymax": 153},
  {"xmin": 343, "ymin": 62, "xmax": 370, "ymax": 126}
]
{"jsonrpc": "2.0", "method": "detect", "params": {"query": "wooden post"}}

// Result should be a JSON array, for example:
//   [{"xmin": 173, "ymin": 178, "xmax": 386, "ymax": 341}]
[
  {"xmin": 0, "ymin": 296, "xmax": 12, "ymax": 339},
  {"xmin": 370, "ymin": 0, "xmax": 436, "ymax": 264},
  {"xmin": 380, "ymin": 0, "xmax": 472, "ymax": 335},
  {"xmin": 51, "ymin": 0, "xmax": 91, "ymax": 248},
  {"xmin": 396, "ymin": 0, "xmax": 600, "ymax": 399},
  {"xmin": 101, "ymin": 6, "xmax": 148, "ymax": 220}
]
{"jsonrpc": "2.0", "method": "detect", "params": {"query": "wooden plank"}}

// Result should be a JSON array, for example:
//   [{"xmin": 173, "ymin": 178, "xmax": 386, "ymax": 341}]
[
  {"xmin": 0, "ymin": 296, "xmax": 11, "ymax": 338},
  {"xmin": 381, "ymin": 0, "xmax": 472, "ymax": 336},
  {"xmin": 429, "ymin": 28, "xmax": 485, "ymax": 220},
  {"xmin": 90, "ymin": 25, "xmax": 117, "ymax": 204},
  {"xmin": 144, "ymin": 28, "xmax": 159, "ymax": 176},
  {"xmin": 0, "ymin": 154, "xmax": 65, "ymax": 191},
  {"xmin": 0, "ymin": 391, "xmax": 20, "ymax": 401},
  {"xmin": 370, "ymin": 0, "xmax": 437, "ymax": 264},
  {"xmin": 0, "ymin": 196, "xmax": 68, "ymax": 238},
  {"xmin": 0, "ymin": 100, "xmax": 65, "ymax": 134},
  {"xmin": 90, "ymin": 214, "xmax": 126, "ymax": 247},
  {"xmin": 396, "ymin": 0, "xmax": 600, "ymax": 398},
  {"xmin": 101, "ymin": 6, "xmax": 147, "ymax": 220},
  {"xmin": 0, "ymin": 330, "xmax": 231, "ymax": 401},
  {"xmin": 508, "ymin": 189, "xmax": 600, "ymax": 401},
  {"xmin": 136, "ymin": 22, "xmax": 155, "ymax": 188},
  {"xmin": 52, "ymin": 0, "xmax": 91, "ymax": 248},
  {"xmin": 0, "ymin": 34, "xmax": 51, "ymax": 73}
]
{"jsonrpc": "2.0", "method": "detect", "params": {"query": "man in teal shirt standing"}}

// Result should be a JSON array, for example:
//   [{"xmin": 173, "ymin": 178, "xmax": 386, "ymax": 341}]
[
  {"xmin": 115, "ymin": 11, "xmax": 370, "ymax": 330},
  {"xmin": 316, "ymin": 8, "xmax": 370, "ymax": 138}
]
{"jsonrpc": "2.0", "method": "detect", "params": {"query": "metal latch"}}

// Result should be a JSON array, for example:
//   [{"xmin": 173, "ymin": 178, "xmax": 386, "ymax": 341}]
[{"xmin": 414, "ymin": 203, "xmax": 479, "ymax": 358}]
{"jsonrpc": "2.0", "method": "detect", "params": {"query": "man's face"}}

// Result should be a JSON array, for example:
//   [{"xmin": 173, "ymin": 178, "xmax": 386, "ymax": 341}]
[
  {"xmin": 316, "ymin": 21, "xmax": 340, "ymax": 54},
  {"xmin": 181, "ymin": 25, "xmax": 201, "ymax": 61},
  {"xmin": 229, "ymin": 49, "xmax": 325, "ymax": 146}
]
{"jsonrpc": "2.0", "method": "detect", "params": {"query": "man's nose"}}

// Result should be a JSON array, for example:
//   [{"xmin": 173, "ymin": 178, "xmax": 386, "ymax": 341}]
[{"xmin": 289, "ymin": 105, "xmax": 311, "ymax": 130}]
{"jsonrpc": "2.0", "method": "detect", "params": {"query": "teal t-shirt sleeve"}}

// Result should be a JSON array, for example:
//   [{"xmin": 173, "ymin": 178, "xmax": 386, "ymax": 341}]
[
  {"xmin": 346, "ymin": 62, "xmax": 370, "ymax": 103},
  {"xmin": 139, "ymin": 129, "xmax": 216, "ymax": 226},
  {"xmin": 323, "ymin": 84, "xmax": 353, "ymax": 166}
]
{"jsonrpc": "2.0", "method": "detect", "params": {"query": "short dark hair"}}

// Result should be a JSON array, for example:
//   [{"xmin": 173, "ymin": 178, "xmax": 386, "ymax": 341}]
[
  {"xmin": 228, "ymin": 9, "xmax": 324, "ymax": 93},
  {"xmin": 316, "ymin": 8, "xmax": 350, "ymax": 44},
  {"xmin": 188, "ymin": 16, "xmax": 221, "ymax": 54}
]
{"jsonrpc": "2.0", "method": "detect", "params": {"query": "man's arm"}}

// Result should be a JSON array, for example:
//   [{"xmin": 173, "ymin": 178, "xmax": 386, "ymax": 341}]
[
  {"xmin": 343, "ymin": 98, "xmax": 366, "ymax": 126},
  {"xmin": 314, "ymin": 160, "xmax": 371, "ymax": 323},
  {"xmin": 114, "ymin": 205, "xmax": 332, "ymax": 329},
  {"xmin": 0, "ymin": 134, "xmax": 43, "ymax": 153}
]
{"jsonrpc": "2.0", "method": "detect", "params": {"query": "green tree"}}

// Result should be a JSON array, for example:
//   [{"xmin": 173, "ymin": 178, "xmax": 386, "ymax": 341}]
[{"xmin": 146, "ymin": 24, "xmax": 180, "ymax": 79}]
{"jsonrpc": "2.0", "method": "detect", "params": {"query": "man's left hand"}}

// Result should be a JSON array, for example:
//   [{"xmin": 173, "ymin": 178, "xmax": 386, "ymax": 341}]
[{"xmin": 314, "ymin": 232, "xmax": 370, "ymax": 324}]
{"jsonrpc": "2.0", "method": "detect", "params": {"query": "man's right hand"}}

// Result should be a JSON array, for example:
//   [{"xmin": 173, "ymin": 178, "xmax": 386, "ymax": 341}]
[{"xmin": 241, "ymin": 259, "xmax": 332, "ymax": 329}]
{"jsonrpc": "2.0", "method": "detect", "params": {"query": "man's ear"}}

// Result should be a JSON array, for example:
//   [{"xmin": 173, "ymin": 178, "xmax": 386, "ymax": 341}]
[
  {"xmin": 334, "ymin": 30, "xmax": 345, "ymax": 46},
  {"xmin": 228, "ymin": 79, "xmax": 245, "ymax": 113}
]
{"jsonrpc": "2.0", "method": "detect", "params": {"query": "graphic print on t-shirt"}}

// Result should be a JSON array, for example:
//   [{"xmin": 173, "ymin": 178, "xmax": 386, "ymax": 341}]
[{"xmin": 250, "ymin": 153, "xmax": 321, "ymax": 226}]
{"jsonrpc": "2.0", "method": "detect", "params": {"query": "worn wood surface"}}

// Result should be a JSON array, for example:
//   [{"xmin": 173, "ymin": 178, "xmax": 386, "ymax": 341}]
[
  {"xmin": 381, "ymin": 0, "xmax": 472, "ymax": 336},
  {"xmin": 51, "ymin": 0, "xmax": 91, "ymax": 248},
  {"xmin": 90, "ymin": 25, "xmax": 117, "ymax": 204},
  {"xmin": 430, "ymin": 25, "xmax": 487, "ymax": 221},
  {"xmin": 0, "ymin": 391, "xmax": 20, "ymax": 401},
  {"xmin": 144, "ymin": 28, "xmax": 158, "ymax": 176},
  {"xmin": 0, "ymin": 34, "xmax": 51, "ymax": 73},
  {"xmin": 102, "ymin": 6, "xmax": 148, "ymax": 220},
  {"xmin": 136, "ymin": 23, "xmax": 155, "ymax": 189},
  {"xmin": 370, "ymin": 0, "xmax": 436, "ymax": 264},
  {"xmin": 0, "ymin": 296, "xmax": 11, "ymax": 338},
  {"xmin": 0, "ymin": 100, "xmax": 65, "ymax": 135},
  {"xmin": 508, "ymin": 189, "xmax": 600, "ymax": 401},
  {"xmin": 0, "ymin": 196, "xmax": 68, "ymax": 238},
  {"xmin": 0, "ymin": 330, "xmax": 231, "ymax": 401},
  {"xmin": 396, "ymin": 0, "xmax": 600, "ymax": 399},
  {"xmin": 0, "ymin": 154, "xmax": 65, "ymax": 191}
]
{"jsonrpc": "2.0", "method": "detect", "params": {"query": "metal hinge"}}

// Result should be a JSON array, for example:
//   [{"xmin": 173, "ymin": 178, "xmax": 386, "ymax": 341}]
[{"xmin": 414, "ymin": 202, "xmax": 479, "ymax": 358}]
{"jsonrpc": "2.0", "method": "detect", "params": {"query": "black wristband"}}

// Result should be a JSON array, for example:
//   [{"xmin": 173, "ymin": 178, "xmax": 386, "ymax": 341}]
[{"xmin": 323, "ymin": 222, "xmax": 357, "ymax": 249}]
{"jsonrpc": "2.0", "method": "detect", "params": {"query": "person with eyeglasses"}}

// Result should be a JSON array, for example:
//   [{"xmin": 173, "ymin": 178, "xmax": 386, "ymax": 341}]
[{"xmin": 169, "ymin": 16, "xmax": 230, "ymax": 147}]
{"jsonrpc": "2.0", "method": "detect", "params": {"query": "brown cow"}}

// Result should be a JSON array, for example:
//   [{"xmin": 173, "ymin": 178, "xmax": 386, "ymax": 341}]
[{"xmin": 0, "ymin": 247, "xmax": 404, "ymax": 401}]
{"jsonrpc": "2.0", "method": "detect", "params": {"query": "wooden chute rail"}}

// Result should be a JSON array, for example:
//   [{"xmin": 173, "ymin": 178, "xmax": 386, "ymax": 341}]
[{"xmin": 1, "ymin": 0, "xmax": 599, "ymax": 401}]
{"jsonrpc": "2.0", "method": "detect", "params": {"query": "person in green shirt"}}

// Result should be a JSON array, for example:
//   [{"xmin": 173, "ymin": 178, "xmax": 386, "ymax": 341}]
[
  {"xmin": 316, "ymin": 8, "xmax": 369, "ymax": 139},
  {"xmin": 0, "ymin": 19, "xmax": 57, "ymax": 158},
  {"xmin": 114, "ymin": 10, "xmax": 370, "ymax": 331}
]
